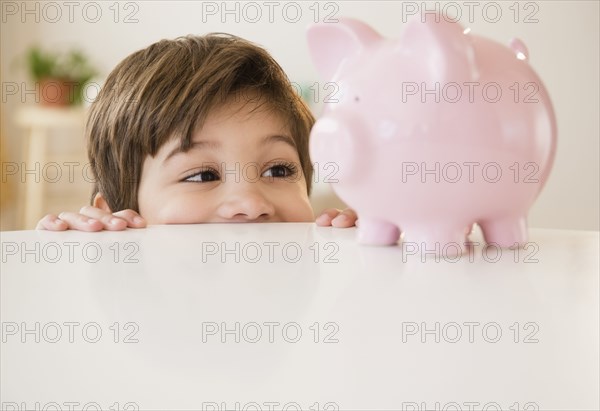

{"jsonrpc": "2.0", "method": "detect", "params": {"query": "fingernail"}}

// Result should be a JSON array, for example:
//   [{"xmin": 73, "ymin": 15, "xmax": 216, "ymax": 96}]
[
  {"xmin": 133, "ymin": 217, "xmax": 144, "ymax": 224},
  {"xmin": 333, "ymin": 215, "xmax": 348, "ymax": 224},
  {"xmin": 316, "ymin": 214, "xmax": 330, "ymax": 224},
  {"xmin": 88, "ymin": 219, "xmax": 99, "ymax": 225},
  {"xmin": 110, "ymin": 218, "xmax": 121, "ymax": 225}
]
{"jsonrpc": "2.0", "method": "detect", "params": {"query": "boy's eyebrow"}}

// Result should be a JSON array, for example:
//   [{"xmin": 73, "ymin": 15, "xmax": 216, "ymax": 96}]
[
  {"xmin": 164, "ymin": 134, "xmax": 296, "ymax": 163},
  {"xmin": 260, "ymin": 134, "xmax": 297, "ymax": 149}
]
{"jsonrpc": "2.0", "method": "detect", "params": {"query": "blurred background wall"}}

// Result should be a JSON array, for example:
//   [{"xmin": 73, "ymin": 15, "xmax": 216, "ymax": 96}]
[{"xmin": 1, "ymin": 0, "xmax": 598, "ymax": 230}]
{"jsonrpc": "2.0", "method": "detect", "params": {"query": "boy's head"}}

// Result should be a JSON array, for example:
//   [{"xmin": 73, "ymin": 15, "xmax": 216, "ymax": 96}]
[{"xmin": 87, "ymin": 34, "xmax": 315, "ymax": 223}]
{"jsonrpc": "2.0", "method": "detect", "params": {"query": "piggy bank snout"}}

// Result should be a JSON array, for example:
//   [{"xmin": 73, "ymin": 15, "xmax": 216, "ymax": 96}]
[{"xmin": 309, "ymin": 116, "xmax": 366, "ymax": 181}]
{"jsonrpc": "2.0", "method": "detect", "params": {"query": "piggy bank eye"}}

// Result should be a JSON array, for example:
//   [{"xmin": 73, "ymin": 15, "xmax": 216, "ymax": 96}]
[{"xmin": 354, "ymin": 96, "xmax": 360, "ymax": 102}]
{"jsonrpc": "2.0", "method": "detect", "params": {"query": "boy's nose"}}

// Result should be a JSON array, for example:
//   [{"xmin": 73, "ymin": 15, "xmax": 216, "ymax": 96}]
[{"xmin": 217, "ymin": 188, "xmax": 276, "ymax": 222}]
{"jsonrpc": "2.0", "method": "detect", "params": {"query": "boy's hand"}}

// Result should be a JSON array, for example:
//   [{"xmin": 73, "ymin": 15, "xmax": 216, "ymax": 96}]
[
  {"xmin": 315, "ymin": 208, "xmax": 358, "ymax": 228},
  {"xmin": 36, "ymin": 206, "xmax": 147, "ymax": 231}
]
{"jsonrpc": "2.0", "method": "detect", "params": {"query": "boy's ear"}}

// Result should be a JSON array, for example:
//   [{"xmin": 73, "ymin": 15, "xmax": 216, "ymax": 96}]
[{"xmin": 92, "ymin": 192, "xmax": 112, "ymax": 212}]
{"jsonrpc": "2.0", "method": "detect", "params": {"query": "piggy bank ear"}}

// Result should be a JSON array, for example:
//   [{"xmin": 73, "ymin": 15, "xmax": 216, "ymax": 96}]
[
  {"xmin": 307, "ymin": 18, "xmax": 382, "ymax": 80},
  {"xmin": 399, "ymin": 16, "xmax": 476, "ymax": 82}
]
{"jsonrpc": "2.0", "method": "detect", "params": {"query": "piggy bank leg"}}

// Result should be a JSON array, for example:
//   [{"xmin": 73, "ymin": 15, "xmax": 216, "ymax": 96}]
[
  {"xmin": 480, "ymin": 216, "xmax": 528, "ymax": 248},
  {"xmin": 356, "ymin": 218, "xmax": 401, "ymax": 246}
]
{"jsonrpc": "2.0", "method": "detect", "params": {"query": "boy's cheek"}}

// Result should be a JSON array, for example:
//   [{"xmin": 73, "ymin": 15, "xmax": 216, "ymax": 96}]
[
  {"xmin": 138, "ymin": 195, "xmax": 205, "ymax": 225},
  {"xmin": 284, "ymin": 196, "xmax": 315, "ymax": 222},
  {"xmin": 296, "ymin": 209, "xmax": 316, "ymax": 223}
]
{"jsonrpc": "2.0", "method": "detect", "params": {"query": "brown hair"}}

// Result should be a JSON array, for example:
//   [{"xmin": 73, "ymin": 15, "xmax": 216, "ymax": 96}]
[{"xmin": 87, "ymin": 34, "xmax": 314, "ymax": 212}]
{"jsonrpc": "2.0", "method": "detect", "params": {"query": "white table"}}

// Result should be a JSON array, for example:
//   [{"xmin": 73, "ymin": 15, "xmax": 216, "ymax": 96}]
[{"xmin": 1, "ymin": 224, "xmax": 598, "ymax": 410}]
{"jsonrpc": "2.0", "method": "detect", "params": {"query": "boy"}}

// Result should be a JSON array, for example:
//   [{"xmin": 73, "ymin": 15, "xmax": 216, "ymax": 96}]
[{"xmin": 36, "ymin": 34, "xmax": 357, "ymax": 231}]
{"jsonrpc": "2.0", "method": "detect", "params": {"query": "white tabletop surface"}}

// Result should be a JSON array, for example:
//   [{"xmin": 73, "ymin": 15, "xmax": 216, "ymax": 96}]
[{"xmin": 1, "ymin": 224, "xmax": 599, "ymax": 411}]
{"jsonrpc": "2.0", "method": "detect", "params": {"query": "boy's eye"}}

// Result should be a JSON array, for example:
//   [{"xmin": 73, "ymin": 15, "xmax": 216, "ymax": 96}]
[
  {"xmin": 262, "ymin": 163, "xmax": 298, "ymax": 179},
  {"xmin": 182, "ymin": 162, "xmax": 298, "ymax": 183},
  {"xmin": 183, "ymin": 169, "xmax": 219, "ymax": 182}
]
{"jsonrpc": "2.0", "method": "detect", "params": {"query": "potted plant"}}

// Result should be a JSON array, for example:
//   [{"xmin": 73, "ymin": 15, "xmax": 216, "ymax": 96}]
[{"xmin": 26, "ymin": 46, "xmax": 97, "ymax": 106}]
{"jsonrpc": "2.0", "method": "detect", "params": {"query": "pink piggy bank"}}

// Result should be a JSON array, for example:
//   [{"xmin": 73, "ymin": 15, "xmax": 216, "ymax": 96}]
[{"xmin": 307, "ymin": 16, "xmax": 557, "ymax": 251}]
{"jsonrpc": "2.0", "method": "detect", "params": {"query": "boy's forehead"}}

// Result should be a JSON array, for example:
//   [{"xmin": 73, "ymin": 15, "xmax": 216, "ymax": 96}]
[
  {"xmin": 160, "ymin": 119, "xmax": 297, "ymax": 163},
  {"xmin": 164, "ymin": 133, "xmax": 297, "ymax": 159},
  {"xmin": 194, "ymin": 94, "xmax": 294, "ymax": 140},
  {"xmin": 154, "ymin": 91, "xmax": 298, "ymax": 161}
]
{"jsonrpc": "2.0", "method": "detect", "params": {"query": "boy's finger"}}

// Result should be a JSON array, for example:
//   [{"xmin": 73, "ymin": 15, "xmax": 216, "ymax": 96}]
[
  {"xmin": 112, "ymin": 209, "xmax": 147, "ymax": 228},
  {"xmin": 315, "ymin": 208, "xmax": 342, "ymax": 226},
  {"xmin": 79, "ymin": 206, "xmax": 128, "ymax": 230},
  {"xmin": 36, "ymin": 214, "xmax": 68, "ymax": 231},
  {"xmin": 57, "ymin": 212, "xmax": 107, "ymax": 232},
  {"xmin": 331, "ymin": 209, "xmax": 358, "ymax": 228}
]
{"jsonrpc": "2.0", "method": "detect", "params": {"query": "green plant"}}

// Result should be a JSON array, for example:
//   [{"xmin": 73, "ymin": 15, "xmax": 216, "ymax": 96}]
[{"xmin": 26, "ymin": 46, "xmax": 97, "ymax": 105}]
